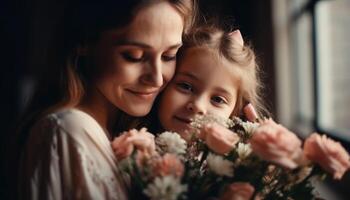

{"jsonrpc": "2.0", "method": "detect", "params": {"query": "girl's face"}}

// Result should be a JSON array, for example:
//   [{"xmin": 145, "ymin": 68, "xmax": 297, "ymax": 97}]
[
  {"xmin": 91, "ymin": 2, "xmax": 184, "ymax": 117},
  {"xmin": 158, "ymin": 48, "xmax": 240, "ymax": 136}
]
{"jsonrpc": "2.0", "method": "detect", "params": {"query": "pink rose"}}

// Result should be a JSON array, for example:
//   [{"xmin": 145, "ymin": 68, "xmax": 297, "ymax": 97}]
[
  {"xmin": 220, "ymin": 182, "xmax": 255, "ymax": 200},
  {"xmin": 199, "ymin": 123, "xmax": 239, "ymax": 155},
  {"xmin": 153, "ymin": 153, "xmax": 184, "ymax": 178},
  {"xmin": 111, "ymin": 132, "xmax": 134, "ymax": 160},
  {"xmin": 249, "ymin": 119, "xmax": 303, "ymax": 169},
  {"xmin": 111, "ymin": 128, "xmax": 156, "ymax": 160},
  {"xmin": 135, "ymin": 149, "xmax": 155, "ymax": 167},
  {"xmin": 303, "ymin": 133, "xmax": 350, "ymax": 179}
]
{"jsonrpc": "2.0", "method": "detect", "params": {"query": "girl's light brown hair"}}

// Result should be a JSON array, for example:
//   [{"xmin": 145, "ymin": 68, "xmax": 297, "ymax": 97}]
[{"xmin": 179, "ymin": 25, "xmax": 268, "ymax": 118}]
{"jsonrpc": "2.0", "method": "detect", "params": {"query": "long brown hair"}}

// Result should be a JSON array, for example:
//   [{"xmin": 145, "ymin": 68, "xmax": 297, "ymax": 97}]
[
  {"xmin": 18, "ymin": 0, "xmax": 196, "ymax": 136},
  {"xmin": 10, "ymin": 2, "xmax": 197, "ymax": 190}
]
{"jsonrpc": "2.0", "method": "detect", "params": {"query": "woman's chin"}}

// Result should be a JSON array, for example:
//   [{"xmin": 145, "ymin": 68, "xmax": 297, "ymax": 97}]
[{"xmin": 123, "ymin": 106, "xmax": 152, "ymax": 117}]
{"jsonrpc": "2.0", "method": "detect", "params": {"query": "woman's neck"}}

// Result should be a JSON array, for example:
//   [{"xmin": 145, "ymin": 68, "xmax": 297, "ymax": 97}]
[{"xmin": 77, "ymin": 88, "xmax": 118, "ymax": 139}]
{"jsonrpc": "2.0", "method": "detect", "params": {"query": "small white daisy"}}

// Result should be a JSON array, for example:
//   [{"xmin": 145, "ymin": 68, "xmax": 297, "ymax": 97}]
[
  {"xmin": 156, "ymin": 131, "xmax": 187, "ymax": 155},
  {"xmin": 206, "ymin": 153, "xmax": 234, "ymax": 177},
  {"xmin": 240, "ymin": 121, "xmax": 259, "ymax": 136},
  {"xmin": 191, "ymin": 114, "xmax": 235, "ymax": 130},
  {"xmin": 143, "ymin": 176, "xmax": 187, "ymax": 200},
  {"xmin": 236, "ymin": 142, "xmax": 252, "ymax": 159}
]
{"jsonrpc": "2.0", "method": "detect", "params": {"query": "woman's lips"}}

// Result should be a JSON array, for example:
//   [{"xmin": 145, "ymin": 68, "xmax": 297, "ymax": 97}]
[{"xmin": 127, "ymin": 89, "xmax": 159, "ymax": 100}]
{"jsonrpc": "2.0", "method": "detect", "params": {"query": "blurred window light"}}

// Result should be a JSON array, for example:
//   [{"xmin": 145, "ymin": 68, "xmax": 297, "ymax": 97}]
[
  {"xmin": 273, "ymin": 0, "xmax": 350, "ymax": 142},
  {"xmin": 315, "ymin": 0, "xmax": 350, "ymax": 141}
]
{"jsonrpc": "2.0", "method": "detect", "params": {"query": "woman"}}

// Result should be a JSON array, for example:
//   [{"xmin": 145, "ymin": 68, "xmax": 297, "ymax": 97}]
[{"xmin": 17, "ymin": 0, "xmax": 196, "ymax": 199}]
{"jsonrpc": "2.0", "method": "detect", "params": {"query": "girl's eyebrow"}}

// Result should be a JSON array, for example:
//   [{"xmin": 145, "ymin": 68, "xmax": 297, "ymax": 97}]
[
  {"xmin": 114, "ymin": 40, "xmax": 182, "ymax": 50},
  {"xmin": 177, "ymin": 72, "xmax": 200, "ymax": 81},
  {"xmin": 214, "ymin": 87, "xmax": 233, "ymax": 97}
]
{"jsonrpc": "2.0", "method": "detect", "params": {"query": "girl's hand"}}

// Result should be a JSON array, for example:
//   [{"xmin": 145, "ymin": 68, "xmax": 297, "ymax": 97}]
[{"xmin": 243, "ymin": 103, "xmax": 258, "ymax": 122}]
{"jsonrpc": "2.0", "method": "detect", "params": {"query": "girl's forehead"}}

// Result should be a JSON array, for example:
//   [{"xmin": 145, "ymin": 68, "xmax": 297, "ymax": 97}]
[
  {"xmin": 177, "ymin": 47, "xmax": 242, "ymax": 84},
  {"xmin": 179, "ymin": 47, "xmax": 242, "ymax": 74}
]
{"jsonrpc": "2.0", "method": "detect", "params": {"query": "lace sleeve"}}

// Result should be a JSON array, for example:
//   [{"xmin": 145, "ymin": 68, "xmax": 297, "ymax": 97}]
[{"xmin": 19, "ymin": 115, "xmax": 127, "ymax": 200}]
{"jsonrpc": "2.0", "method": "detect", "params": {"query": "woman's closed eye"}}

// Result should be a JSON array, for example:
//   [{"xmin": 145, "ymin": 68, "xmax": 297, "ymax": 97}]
[
  {"xmin": 176, "ymin": 82, "xmax": 193, "ymax": 93},
  {"xmin": 162, "ymin": 54, "xmax": 176, "ymax": 62},
  {"xmin": 121, "ymin": 51, "xmax": 145, "ymax": 62},
  {"xmin": 211, "ymin": 96, "xmax": 228, "ymax": 106},
  {"xmin": 162, "ymin": 48, "xmax": 180, "ymax": 62}
]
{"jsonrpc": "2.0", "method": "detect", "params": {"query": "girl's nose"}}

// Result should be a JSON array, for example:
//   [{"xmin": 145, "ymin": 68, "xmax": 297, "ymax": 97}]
[{"xmin": 186, "ymin": 99, "xmax": 207, "ymax": 115}]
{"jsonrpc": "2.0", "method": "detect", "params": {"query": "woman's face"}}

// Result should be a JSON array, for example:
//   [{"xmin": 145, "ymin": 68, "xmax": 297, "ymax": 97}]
[{"xmin": 91, "ymin": 2, "xmax": 184, "ymax": 116}]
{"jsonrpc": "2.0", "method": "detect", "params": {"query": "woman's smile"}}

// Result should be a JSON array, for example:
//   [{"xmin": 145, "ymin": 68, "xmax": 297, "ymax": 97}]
[{"xmin": 126, "ymin": 89, "xmax": 159, "ymax": 100}]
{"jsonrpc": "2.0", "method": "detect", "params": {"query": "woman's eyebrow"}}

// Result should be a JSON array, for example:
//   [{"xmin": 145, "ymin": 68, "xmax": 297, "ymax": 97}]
[
  {"xmin": 114, "ymin": 40, "xmax": 182, "ymax": 50},
  {"xmin": 167, "ymin": 43, "xmax": 183, "ymax": 50},
  {"xmin": 114, "ymin": 40, "xmax": 152, "ymax": 48}
]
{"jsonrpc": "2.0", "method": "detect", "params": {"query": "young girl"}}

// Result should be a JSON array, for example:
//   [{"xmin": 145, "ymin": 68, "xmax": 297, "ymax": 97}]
[
  {"xmin": 153, "ymin": 25, "xmax": 267, "ymax": 140},
  {"xmin": 14, "ymin": 1, "xmax": 196, "ymax": 199},
  {"xmin": 111, "ymin": 25, "xmax": 267, "ymax": 200}
]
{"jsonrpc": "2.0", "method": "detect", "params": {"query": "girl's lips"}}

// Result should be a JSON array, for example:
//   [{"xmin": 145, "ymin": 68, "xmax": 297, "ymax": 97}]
[{"xmin": 174, "ymin": 116, "xmax": 192, "ymax": 124}]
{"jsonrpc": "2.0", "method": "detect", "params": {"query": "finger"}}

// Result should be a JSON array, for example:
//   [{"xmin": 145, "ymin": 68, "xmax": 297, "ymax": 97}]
[{"xmin": 243, "ymin": 103, "xmax": 258, "ymax": 122}]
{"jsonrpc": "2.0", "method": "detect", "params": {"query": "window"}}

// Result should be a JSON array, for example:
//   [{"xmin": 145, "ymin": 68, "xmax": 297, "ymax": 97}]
[
  {"xmin": 315, "ymin": 0, "xmax": 350, "ymax": 141},
  {"xmin": 273, "ymin": 0, "xmax": 350, "ymax": 142}
]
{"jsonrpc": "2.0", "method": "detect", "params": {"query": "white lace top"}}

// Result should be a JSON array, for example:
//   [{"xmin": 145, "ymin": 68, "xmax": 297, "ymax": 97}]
[{"xmin": 19, "ymin": 109, "xmax": 128, "ymax": 200}]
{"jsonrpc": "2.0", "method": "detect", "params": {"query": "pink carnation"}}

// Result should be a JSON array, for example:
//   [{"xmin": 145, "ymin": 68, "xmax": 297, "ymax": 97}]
[
  {"xmin": 111, "ymin": 133, "xmax": 134, "ymax": 160},
  {"xmin": 153, "ymin": 153, "xmax": 184, "ymax": 178},
  {"xmin": 304, "ymin": 133, "xmax": 350, "ymax": 179},
  {"xmin": 199, "ymin": 123, "xmax": 239, "ymax": 155},
  {"xmin": 249, "ymin": 119, "xmax": 303, "ymax": 169},
  {"xmin": 220, "ymin": 182, "xmax": 255, "ymax": 200},
  {"xmin": 111, "ymin": 128, "xmax": 156, "ymax": 160}
]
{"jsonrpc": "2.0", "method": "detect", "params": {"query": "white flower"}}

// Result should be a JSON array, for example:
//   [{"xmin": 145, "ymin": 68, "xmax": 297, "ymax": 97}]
[
  {"xmin": 206, "ymin": 153, "xmax": 234, "ymax": 177},
  {"xmin": 156, "ymin": 131, "xmax": 187, "ymax": 155},
  {"xmin": 236, "ymin": 143, "xmax": 252, "ymax": 159},
  {"xmin": 191, "ymin": 114, "xmax": 235, "ymax": 129},
  {"xmin": 240, "ymin": 121, "xmax": 259, "ymax": 136},
  {"xmin": 143, "ymin": 176, "xmax": 187, "ymax": 200}
]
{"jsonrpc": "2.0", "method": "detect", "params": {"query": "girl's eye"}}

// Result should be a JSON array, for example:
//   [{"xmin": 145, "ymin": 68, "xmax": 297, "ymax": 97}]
[
  {"xmin": 176, "ymin": 82, "xmax": 193, "ymax": 93},
  {"xmin": 121, "ymin": 52, "xmax": 144, "ymax": 62},
  {"xmin": 211, "ymin": 96, "xmax": 227, "ymax": 105},
  {"xmin": 162, "ymin": 54, "xmax": 176, "ymax": 62}
]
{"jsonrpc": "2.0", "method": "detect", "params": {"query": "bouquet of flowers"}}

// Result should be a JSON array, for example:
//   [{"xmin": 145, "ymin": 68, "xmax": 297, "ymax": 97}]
[{"xmin": 111, "ymin": 110, "xmax": 350, "ymax": 200}]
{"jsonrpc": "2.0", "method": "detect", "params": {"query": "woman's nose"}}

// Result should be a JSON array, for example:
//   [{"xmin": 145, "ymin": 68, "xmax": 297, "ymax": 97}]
[{"xmin": 141, "ymin": 59, "xmax": 163, "ymax": 87}]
